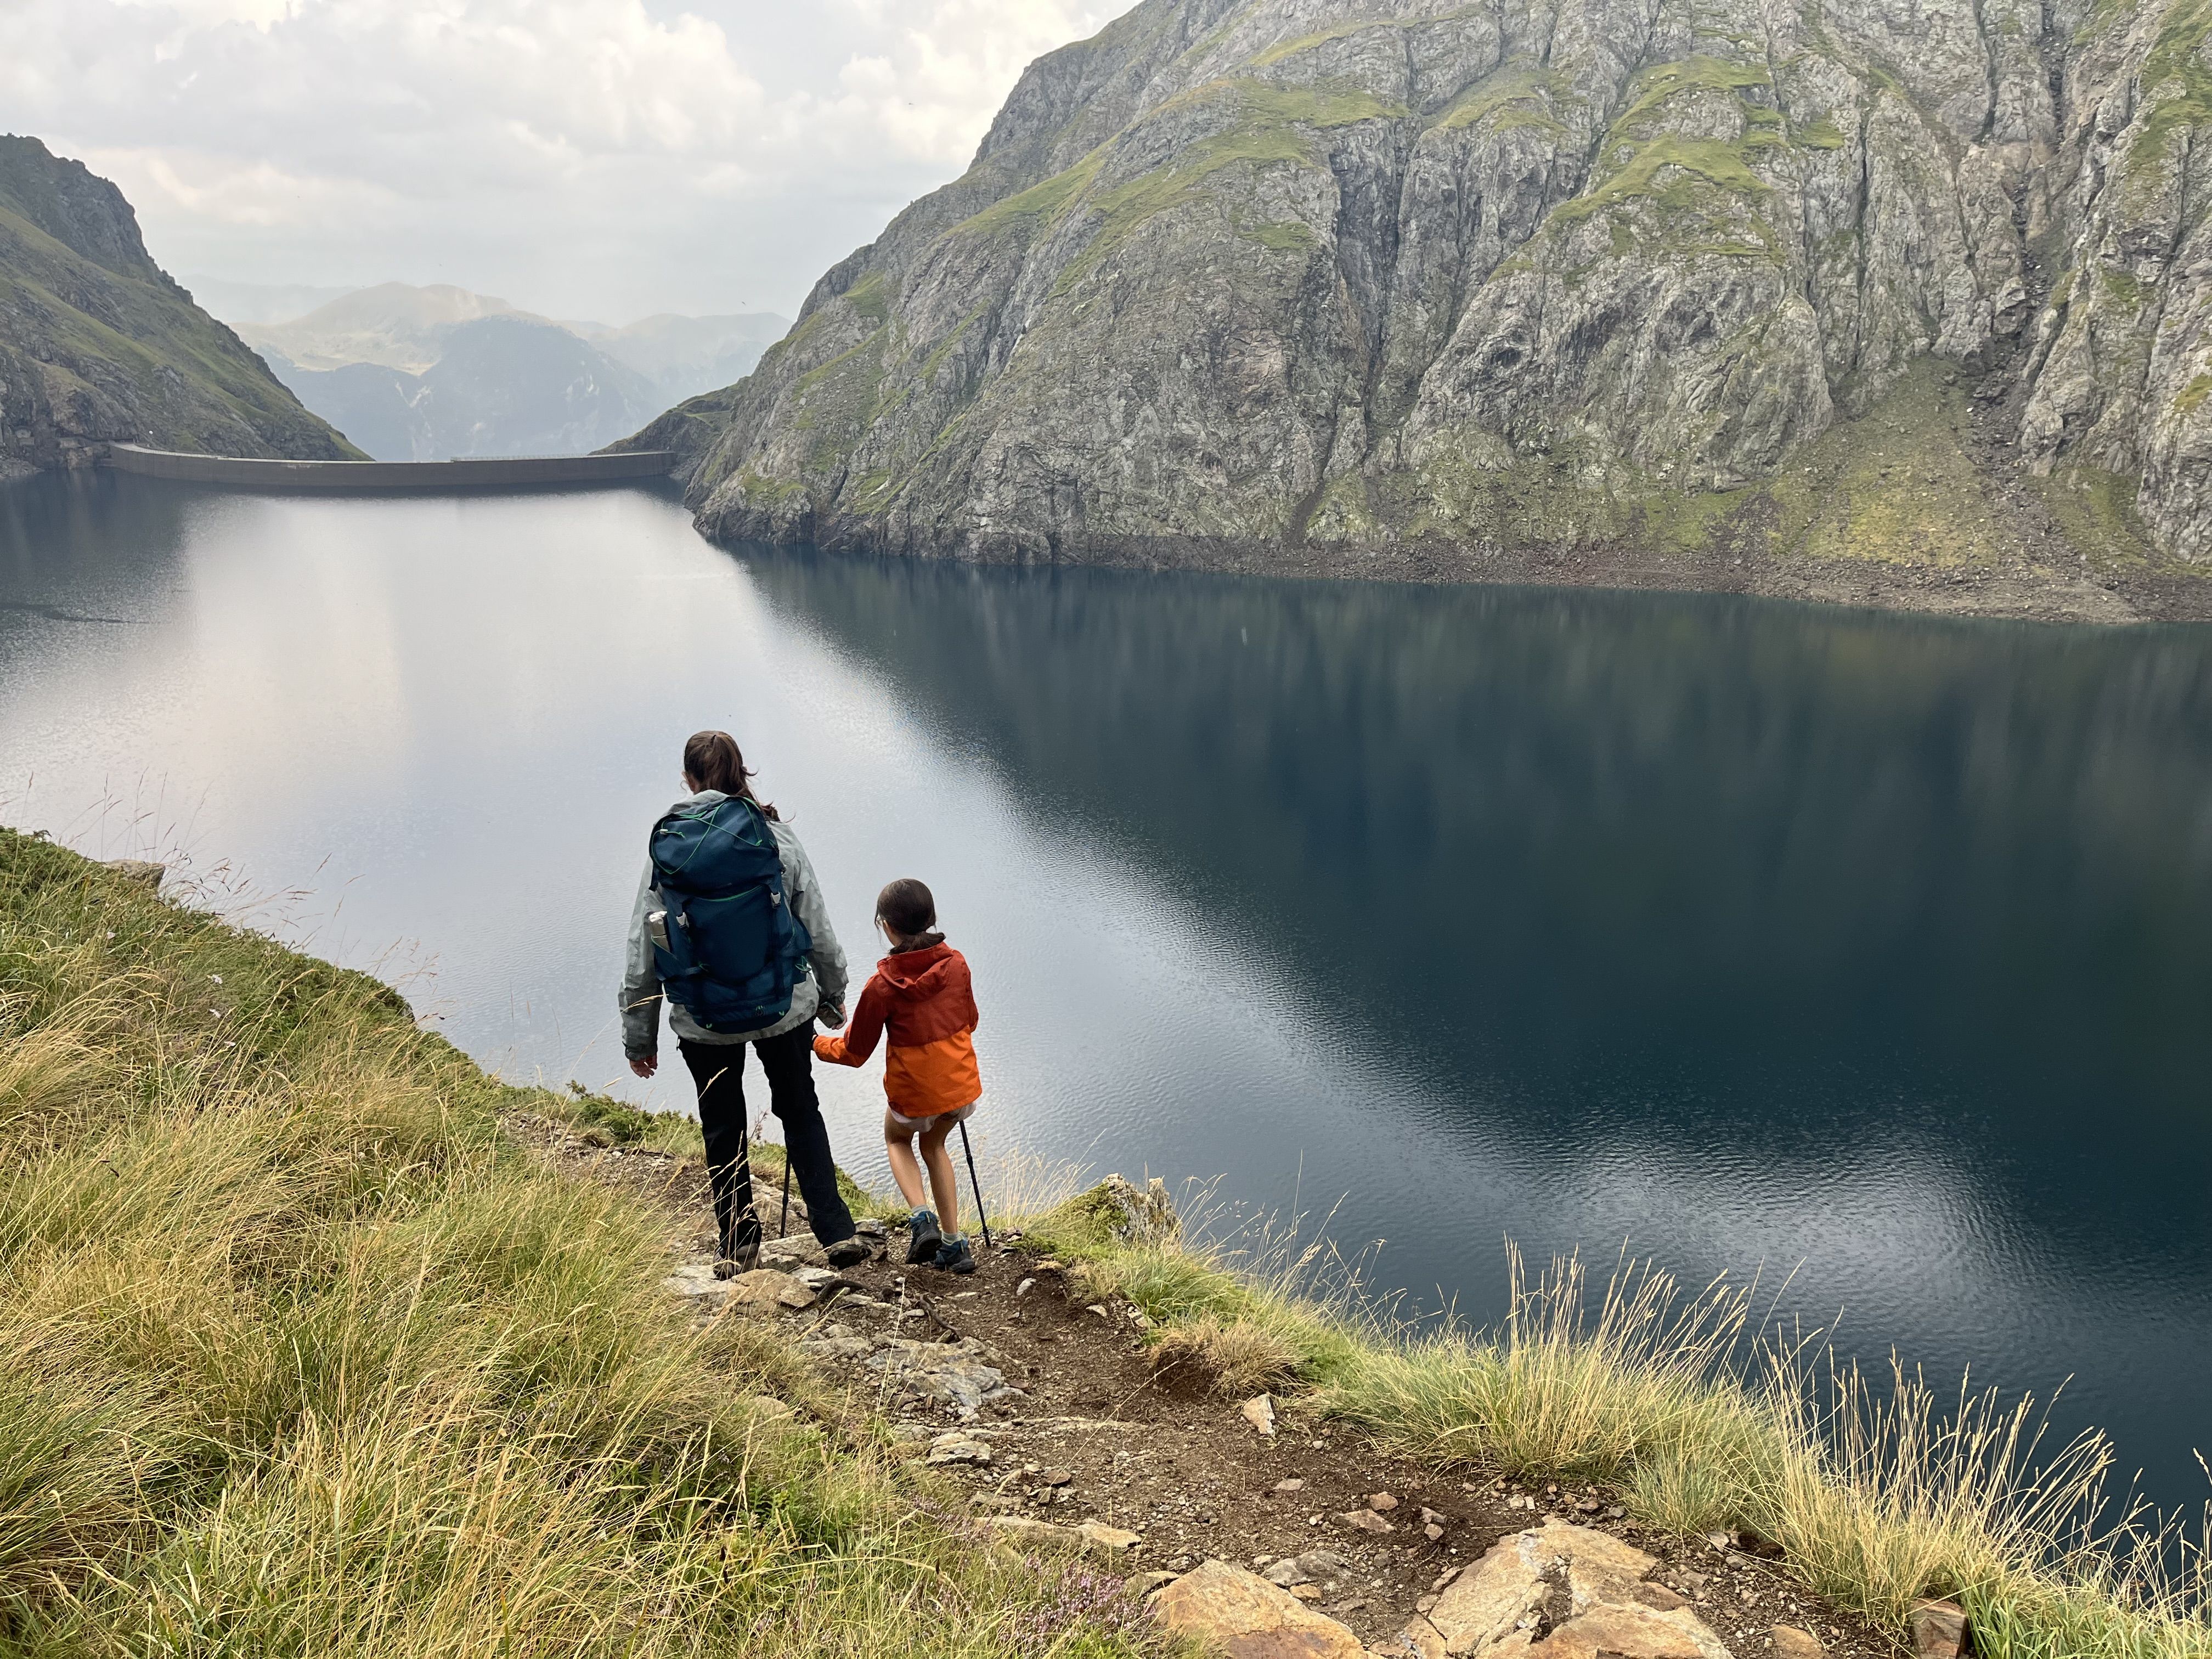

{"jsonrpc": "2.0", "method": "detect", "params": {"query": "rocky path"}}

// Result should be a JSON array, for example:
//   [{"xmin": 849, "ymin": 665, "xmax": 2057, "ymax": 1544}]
[{"xmin": 511, "ymin": 1115, "xmax": 1949, "ymax": 1659}]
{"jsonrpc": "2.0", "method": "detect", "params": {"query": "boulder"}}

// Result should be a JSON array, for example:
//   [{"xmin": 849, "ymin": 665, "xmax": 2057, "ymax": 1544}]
[
  {"xmin": 1426, "ymin": 1532, "xmax": 1553, "ymax": 1655},
  {"xmin": 1098, "ymin": 1172, "xmax": 1181, "ymax": 1246},
  {"xmin": 1527, "ymin": 1604, "xmax": 1733, "ymax": 1659},
  {"xmin": 1150, "ymin": 1560, "xmax": 1369, "ymax": 1658}
]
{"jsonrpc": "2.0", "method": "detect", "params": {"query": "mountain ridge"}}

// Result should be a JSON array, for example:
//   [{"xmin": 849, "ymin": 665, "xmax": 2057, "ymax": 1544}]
[
  {"xmin": 0, "ymin": 135, "xmax": 359, "ymax": 473},
  {"xmin": 623, "ymin": 0, "xmax": 2212, "ymax": 619}
]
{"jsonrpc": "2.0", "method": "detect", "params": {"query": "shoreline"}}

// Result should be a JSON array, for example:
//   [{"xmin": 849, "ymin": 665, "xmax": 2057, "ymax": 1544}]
[{"xmin": 696, "ymin": 518, "xmax": 2212, "ymax": 629}]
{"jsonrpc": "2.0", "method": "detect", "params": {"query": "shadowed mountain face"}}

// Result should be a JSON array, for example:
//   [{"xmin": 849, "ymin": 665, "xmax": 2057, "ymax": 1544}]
[
  {"xmin": 630, "ymin": 0, "xmax": 2212, "ymax": 582},
  {"xmin": 0, "ymin": 136, "xmax": 358, "ymax": 473},
  {"xmin": 236, "ymin": 285, "xmax": 787, "ymax": 460}
]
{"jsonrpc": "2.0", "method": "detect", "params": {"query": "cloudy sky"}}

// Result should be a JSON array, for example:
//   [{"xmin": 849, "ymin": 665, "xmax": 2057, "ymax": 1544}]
[{"xmin": 0, "ymin": 0, "xmax": 1128, "ymax": 324}]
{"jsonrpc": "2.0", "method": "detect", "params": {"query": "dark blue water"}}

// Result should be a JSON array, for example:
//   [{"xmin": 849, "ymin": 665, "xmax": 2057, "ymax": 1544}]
[{"xmin": 2, "ymin": 470, "xmax": 2208, "ymax": 1520}]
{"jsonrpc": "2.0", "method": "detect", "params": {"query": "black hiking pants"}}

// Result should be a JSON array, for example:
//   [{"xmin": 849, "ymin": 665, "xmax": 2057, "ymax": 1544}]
[{"xmin": 679, "ymin": 1023, "xmax": 856, "ymax": 1259}]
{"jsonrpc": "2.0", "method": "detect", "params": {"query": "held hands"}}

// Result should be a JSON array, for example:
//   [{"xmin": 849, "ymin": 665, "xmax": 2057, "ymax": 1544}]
[
  {"xmin": 819, "ymin": 1001, "xmax": 847, "ymax": 1030},
  {"xmin": 629, "ymin": 1054, "xmax": 658, "ymax": 1079}
]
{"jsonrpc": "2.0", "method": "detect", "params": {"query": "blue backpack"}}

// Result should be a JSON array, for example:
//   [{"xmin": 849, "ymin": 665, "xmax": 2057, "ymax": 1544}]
[{"xmin": 647, "ymin": 794, "xmax": 811, "ymax": 1034}]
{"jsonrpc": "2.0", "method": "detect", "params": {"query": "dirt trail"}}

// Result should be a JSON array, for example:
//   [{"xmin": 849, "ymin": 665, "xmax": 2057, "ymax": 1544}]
[{"xmin": 509, "ymin": 1114, "xmax": 1898, "ymax": 1659}]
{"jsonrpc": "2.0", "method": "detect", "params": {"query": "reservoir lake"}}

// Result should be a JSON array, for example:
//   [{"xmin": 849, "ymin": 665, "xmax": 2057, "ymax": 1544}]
[{"xmin": 2, "ymin": 470, "xmax": 2208, "ymax": 1520}]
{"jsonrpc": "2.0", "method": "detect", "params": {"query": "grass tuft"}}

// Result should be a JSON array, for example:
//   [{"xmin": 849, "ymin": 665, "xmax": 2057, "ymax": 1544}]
[{"xmin": 0, "ymin": 827, "xmax": 1168, "ymax": 1657}]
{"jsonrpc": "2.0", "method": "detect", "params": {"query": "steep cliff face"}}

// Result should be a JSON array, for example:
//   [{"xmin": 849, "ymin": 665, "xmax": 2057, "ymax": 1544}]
[
  {"xmin": 632, "ymin": 0, "xmax": 2212, "ymax": 588},
  {"xmin": 0, "ymin": 137, "xmax": 357, "ymax": 475}
]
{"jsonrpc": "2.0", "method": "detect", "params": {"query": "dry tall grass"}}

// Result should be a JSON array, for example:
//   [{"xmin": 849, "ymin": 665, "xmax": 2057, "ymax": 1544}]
[
  {"xmin": 0, "ymin": 828, "xmax": 1167, "ymax": 1658},
  {"xmin": 1030, "ymin": 1198, "xmax": 2211, "ymax": 1659}
]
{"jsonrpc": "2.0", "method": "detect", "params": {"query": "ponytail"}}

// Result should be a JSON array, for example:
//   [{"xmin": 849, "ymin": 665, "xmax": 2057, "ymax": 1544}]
[{"xmin": 681, "ymin": 730, "xmax": 777, "ymax": 821}]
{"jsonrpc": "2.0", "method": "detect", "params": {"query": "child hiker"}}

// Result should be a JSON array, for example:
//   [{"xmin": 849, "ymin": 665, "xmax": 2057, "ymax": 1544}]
[{"xmin": 812, "ymin": 878, "xmax": 983, "ymax": 1274}]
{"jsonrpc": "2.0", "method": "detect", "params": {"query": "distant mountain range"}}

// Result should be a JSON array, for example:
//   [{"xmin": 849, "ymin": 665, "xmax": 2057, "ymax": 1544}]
[
  {"xmin": 0, "ymin": 136, "xmax": 357, "ymax": 475},
  {"xmin": 206, "ymin": 283, "xmax": 787, "ymax": 462}
]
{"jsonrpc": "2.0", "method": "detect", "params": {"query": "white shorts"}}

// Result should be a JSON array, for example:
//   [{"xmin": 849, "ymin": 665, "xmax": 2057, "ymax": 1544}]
[{"xmin": 885, "ymin": 1101, "xmax": 977, "ymax": 1136}]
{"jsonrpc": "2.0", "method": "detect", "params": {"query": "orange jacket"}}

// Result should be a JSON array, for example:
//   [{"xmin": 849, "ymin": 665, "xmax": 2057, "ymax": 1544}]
[{"xmin": 812, "ymin": 940, "xmax": 981, "ymax": 1119}]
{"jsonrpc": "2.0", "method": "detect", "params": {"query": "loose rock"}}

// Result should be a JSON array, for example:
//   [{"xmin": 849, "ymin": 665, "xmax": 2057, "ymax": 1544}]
[
  {"xmin": 1368, "ymin": 1492, "xmax": 1400, "ymax": 1511},
  {"xmin": 1079, "ymin": 1520, "xmax": 1142, "ymax": 1554},
  {"xmin": 865, "ymin": 1337, "xmax": 1015, "ymax": 1417},
  {"xmin": 1770, "ymin": 1626, "xmax": 1825, "ymax": 1659},
  {"xmin": 1340, "ymin": 1509, "xmax": 1393, "ymax": 1534},
  {"xmin": 1242, "ymin": 1395, "xmax": 1277, "ymax": 1436},
  {"xmin": 1150, "ymin": 1560, "xmax": 1368, "ymax": 1658},
  {"xmin": 726, "ymin": 1268, "xmax": 813, "ymax": 1316},
  {"xmin": 1908, "ymin": 1600, "xmax": 1968, "ymax": 1659},
  {"xmin": 925, "ymin": 1430, "xmax": 993, "ymax": 1466}
]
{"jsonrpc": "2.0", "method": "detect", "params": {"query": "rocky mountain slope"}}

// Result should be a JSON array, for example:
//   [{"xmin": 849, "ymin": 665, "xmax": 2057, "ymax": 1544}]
[
  {"xmin": 0, "ymin": 137, "xmax": 357, "ymax": 475},
  {"xmin": 627, "ymin": 0, "xmax": 2212, "ymax": 607}
]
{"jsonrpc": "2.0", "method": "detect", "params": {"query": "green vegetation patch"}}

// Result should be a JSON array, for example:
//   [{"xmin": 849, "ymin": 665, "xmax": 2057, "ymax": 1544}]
[
  {"xmin": 1430, "ymin": 60, "xmax": 1574, "ymax": 136},
  {"xmin": 0, "ymin": 827, "xmax": 1166, "ymax": 1656},
  {"xmin": 1248, "ymin": 4, "xmax": 1487, "ymax": 68}
]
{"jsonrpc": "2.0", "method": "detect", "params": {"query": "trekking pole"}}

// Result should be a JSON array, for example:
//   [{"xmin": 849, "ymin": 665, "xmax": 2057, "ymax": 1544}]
[
  {"xmin": 778, "ymin": 1145, "xmax": 793, "ymax": 1239},
  {"xmin": 955, "ymin": 1119, "xmax": 992, "ymax": 1250}
]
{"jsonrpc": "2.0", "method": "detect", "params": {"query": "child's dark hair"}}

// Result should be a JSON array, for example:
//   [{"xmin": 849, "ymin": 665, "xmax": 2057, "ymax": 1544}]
[{"xmin": 876, "ymin": 878, "xmax": 941, "ymax": 946}]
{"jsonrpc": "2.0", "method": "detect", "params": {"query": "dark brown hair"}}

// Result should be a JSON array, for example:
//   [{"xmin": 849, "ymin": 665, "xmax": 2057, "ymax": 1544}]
[
  {"xmin": 682, "ymin": 730, "xmax": 777, "ymax": 820},
  {"xmin": 875, "ymin": 878, "xmax": 942, "ymax": 948}
]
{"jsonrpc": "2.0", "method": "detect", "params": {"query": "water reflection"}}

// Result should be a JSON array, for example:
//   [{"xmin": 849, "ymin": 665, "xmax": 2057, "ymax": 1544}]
[{"xmin": 0, "ymin": 472, "xmax": 2205, "ymax": 1515}]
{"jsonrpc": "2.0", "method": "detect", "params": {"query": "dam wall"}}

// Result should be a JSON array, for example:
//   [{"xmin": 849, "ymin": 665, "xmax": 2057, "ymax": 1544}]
[{"xmin": 104, "ymin": 445, "xmax": 674, "ymax": 491}]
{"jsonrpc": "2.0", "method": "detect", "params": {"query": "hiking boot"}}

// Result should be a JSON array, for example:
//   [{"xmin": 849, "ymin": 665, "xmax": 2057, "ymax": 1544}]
[
  {"xmin": 824, "ymin": 1235, "xmax": 871, "ymax": 1270},
  {"xmin": 932, "ymin": 1235, "xmax": 975, "ymax": 1275},
  {"xmin": 904, "ymin": 1208, "xmax": 942, "ymax": 1265},
  {"xmin": 712, "ymin": 1239, "xmax": 760, "ymax": 1279}
]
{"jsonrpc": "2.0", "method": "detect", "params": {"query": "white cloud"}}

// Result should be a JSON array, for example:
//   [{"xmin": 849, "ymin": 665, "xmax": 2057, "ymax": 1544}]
[{"xmin": 0, "ymin": 0, "xmax": 1127, "ymax": 319}]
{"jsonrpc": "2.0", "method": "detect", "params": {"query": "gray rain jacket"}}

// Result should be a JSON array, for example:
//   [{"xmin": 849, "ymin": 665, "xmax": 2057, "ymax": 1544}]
[{"xmin": 620, "ymin": 791, "xmax": 848, "ymax": 1056}]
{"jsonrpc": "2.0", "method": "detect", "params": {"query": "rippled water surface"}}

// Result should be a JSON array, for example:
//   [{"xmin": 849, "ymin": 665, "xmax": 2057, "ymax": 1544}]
[{"xmin": 3, "ymin": 471, "xmax": 2208, "ymax": 1514}]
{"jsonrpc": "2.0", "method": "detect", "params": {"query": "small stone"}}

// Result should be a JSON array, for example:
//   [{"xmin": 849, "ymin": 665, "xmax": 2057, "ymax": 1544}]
[
  {"xmin": 1385, "ymin": 1613, "xmax": 1447, "ymax": 1659},
  {"xmin": 1275, "ymin": 1478, "xmax": 1306, "ymax": 1493},
  {"xmin": 926, "ymin": 1431, "xmax": 992, "ymax": 1466},
  {"xmin": 1149, "ymin": 1560, "xmax": 1367, "ymax": 1658},
  {"xmin": 726, "ymin": 1268, "xmax": 811, "ymax": 1316},
  {"xmin": 1339, "ymin": 1509, "xmax": 1393, "ymax": 1534},
  {"xmin": 1242, "ymin": 1395, "xmax": 1277, "ymax": 1436},
  {"xmin": 1420, "ymin": 1508, "xmax": 1446, "ymax": 1526},
  {"xmin": 1425, "ymin": 1523, "xmax": 1446, "ymax": 1542},
  {"xmin": 987, "ymin": 1515, "xmax": 1081, "ymax": 1549},
  {"xmin": 1296, "ymin": 1549, "xmax": 1352, "ymax": 1576},
  {"xmin": 1705, "ymin": 1531, "xmax": 1735, "ymax": 1553},
  {"xmin": 1291, "ymin": 1583, "xmax": 1327, "ymax": 1602},
  {"xmin": 1041, "ymin": 1467, "xmax": 1073, "ymax": 1487},
  {"xmin": 1079, "ymin": 1521, "xmax": 1142, "ymax": 1554},
  {"xmin": 1909, "ymin": 1599, "xmax": 1968, "ymax": 1659},
  {"xmin": 1086, "ymin": 1303, "xmax": 1110, "ymax": 1318},
  {"xmin": 1263, "ymin": 1559, "xmax": 1310, "ymax": 1586},
  {"xmin": 1015, "ymin": 1277, "xmax": 1037, "ymax": 1297},
  {"xmin": 1771, "ymin": 1624, "xmax": 1826, "ymax": 1659},
  {"xmin": 1367, "ymin": 1492, "xmax": 1400, "ymax": 1511}
]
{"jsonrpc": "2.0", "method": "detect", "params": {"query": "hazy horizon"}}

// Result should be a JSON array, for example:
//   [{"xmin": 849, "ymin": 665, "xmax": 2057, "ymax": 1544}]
[{"xmin": 1, "ymin": 2, "xmax": 1130, "ymax": 322}]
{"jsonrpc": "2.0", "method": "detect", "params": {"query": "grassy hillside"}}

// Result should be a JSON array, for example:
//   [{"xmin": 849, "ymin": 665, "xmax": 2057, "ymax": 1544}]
[
  {"xmin": 0, "ymin": 827, "xmax": 1161, "ymax": 1657},
  {"xmin": 0, "ymin": 137, "xmax": 360, "ymax": 471}
]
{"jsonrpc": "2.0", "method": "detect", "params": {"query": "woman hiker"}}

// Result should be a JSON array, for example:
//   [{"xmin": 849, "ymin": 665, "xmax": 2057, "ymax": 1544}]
[{"xmin": 621, "ymin": 730, "xmax": 871, "ymax": 1274}]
